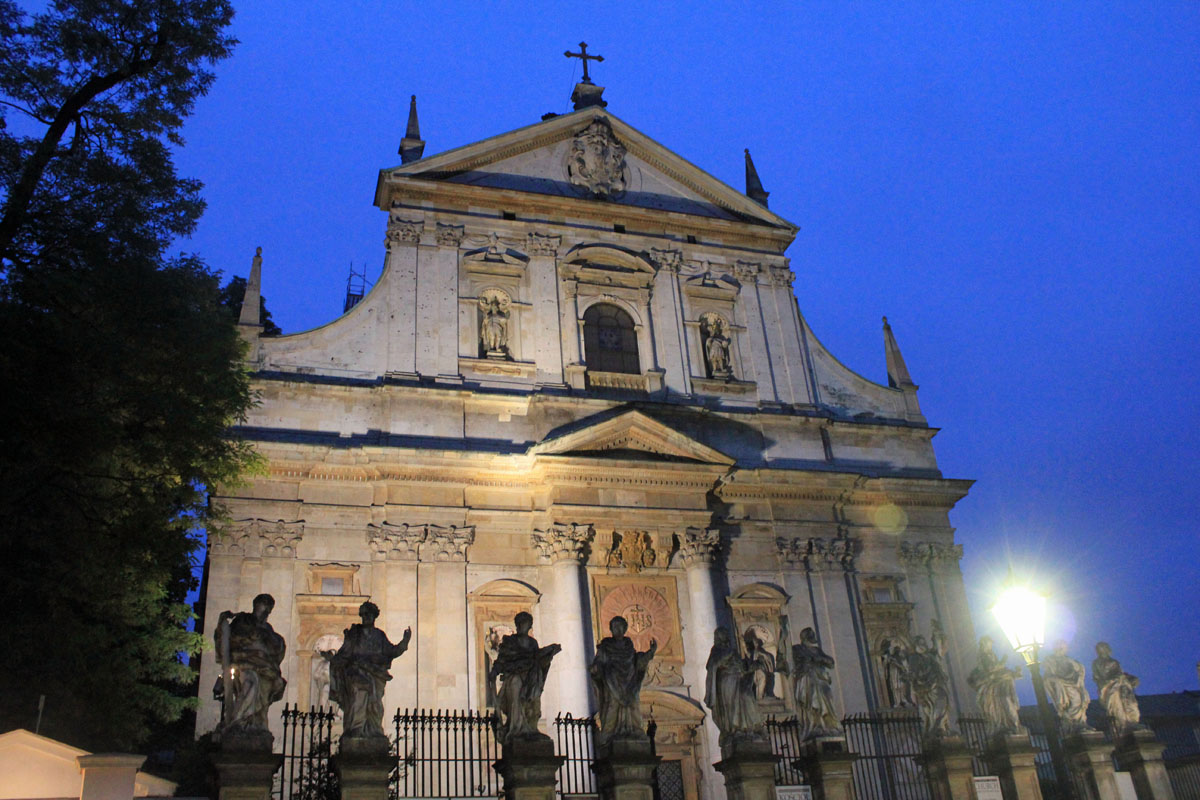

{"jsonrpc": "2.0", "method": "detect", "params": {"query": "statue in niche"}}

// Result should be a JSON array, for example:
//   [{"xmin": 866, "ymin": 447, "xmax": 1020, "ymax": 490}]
[
  {"xmin": 1092, "ymin": 641, "xmax": 1142, "ymax": 737},
  {"xmin": 310, "ymin": 633, "xmax": 343, "ymax": 710},
  {"xmin": 791, "ymin": 627, "xmax": 842, "ymax": 740},
  {"xmin": 967, "ymin": 636, "xmax": 1022, "ymax": 736},
  {"xmin": 479, "ymin": 294, "xmax": 510, "ymax": 358},
  {"xmin": 589, "ymin": 615, "xmax": 657, "ymax": 745},
  {"xmin": 906, "ymin": 621, "xmax": 952, "ymax": 738},
  {"xmin": 701, "ymin": 315, "xmax": 732, "ymax": 379},
  {"xmin": 743, "ymin": 627, "xmax": 777, "ymax": 700},
  {"xmin": 489, "ymin": 612, "xmax": 561, "ymax": 745},
  {"xmin": 329, "ymin": 601, "xmax": 411, "ymax": 743},
  {"xmin": 214, "ymin": 594, "xmax": 287, "ymax": 744},
  {"xmin": 1044, "ymin": 641, "xmax": 1093, "ymax": 733},
  {"xmin": 881, "ymin": 638, "xmax": 913, "ymax": 708},
  {"xmin": 483, "ymin": 623, "xmax": 515, "ymax": 710},
  {"xmin": 566, "ymin": 119, "xmax": 627, "ymax": 199},
  {"xmin": 704, "ymin": 627, "xmax": 765, "ymax": 747}
]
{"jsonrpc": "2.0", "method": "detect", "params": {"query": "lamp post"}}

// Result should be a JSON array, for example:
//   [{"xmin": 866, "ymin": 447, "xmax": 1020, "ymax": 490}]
[{"xmin": 991, "ymin": 584, "xmax": 1075, "ymax": 800}]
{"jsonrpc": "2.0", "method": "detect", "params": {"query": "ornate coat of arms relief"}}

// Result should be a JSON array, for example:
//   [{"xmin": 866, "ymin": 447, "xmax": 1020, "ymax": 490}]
[{"xmin": 566, "ymin": 119, "xmax": 627, "ymax": 198}]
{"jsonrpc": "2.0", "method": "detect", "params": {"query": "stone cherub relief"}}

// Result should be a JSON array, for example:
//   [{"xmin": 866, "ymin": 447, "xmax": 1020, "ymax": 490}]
[
  {"xmin": 791, "ymin": 627, "xmax": 842, "ymax": 741},
  {"xmin": 566, "ymin": 119, "xmax": 627, "ymax": 199},
  {"xmin": 705, "ymin": 627, "xmax": 766, "ymax": 748},
  {"xmin": 1092, "ymin": 641, "xmax": 1143, "ymax": 737},
  {"xmin": 1043, "ymin": 641, "xmax": 1093, "ymax": 734},
  {"xmin": 214, "ymin": 593, "xmax": 288, "ymax": 747},
  {"xmin": 478, "ymin": 290, "xmax": 511, "ymax": 359},
  {"xmin": 589, "ymin": 615, "xmax": 658, "ymax": 745},
  {"xmin": 329, "ymin": 601, "xmax": 412, "ymax": 746},
  {"xmin": 488, "ymin": 612, "xmax": 561, "ymax": 746},
  {"xmin": 967, "ymin": 636, "xmax": 1023, "ymax": 737},
  {"xmin": 700, "ymin": 314, "xmax": 732, "ymax": 379}
]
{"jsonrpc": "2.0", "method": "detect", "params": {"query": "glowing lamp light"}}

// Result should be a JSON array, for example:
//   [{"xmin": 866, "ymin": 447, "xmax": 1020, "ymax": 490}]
[{"xmin": 991, "ymin": 584, "xmax": 1047, "ymax": 665}]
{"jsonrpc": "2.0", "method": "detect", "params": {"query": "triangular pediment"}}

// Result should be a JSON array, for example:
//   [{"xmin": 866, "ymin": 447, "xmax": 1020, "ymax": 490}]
[
  {"xmin": 529, "ymin": 410, "xmax": 735, "ymax": 465},
  {"xmin": 377, "ymin": 108, "xmax": 796, "ymax": 230}
]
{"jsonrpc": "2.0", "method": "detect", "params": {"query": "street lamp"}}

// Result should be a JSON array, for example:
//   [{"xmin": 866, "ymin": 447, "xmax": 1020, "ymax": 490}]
[{"xmin": 991, "ymin": 583, "xmax": 1074, "ymax": 800}]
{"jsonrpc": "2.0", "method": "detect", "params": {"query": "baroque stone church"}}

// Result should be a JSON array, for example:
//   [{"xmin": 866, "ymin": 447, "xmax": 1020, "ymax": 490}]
[{"xmin": 198, "ymin": 74, "xmax": 977, "ymax": 798}]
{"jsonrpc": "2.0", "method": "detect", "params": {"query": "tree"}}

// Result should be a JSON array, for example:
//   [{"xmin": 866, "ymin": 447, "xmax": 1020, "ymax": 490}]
[
  {"xmin": 220, "ymin": 274, "xmax": 282, "ymax": 335},
  {"xmin": 0, "ymin": 1, "xmax": 247, "ymax": 750}
]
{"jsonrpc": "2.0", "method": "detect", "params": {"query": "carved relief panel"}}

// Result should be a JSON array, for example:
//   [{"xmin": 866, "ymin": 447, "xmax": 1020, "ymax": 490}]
[
  {"xmin": 591, "ymin": 574, "xmax": 685, "ymax": 688},
  {"xmin": 857, "ymin": 575, "xmax": 915, "ymax": 710},
  {"xmin": 726, "ymin": 583, "xmax": 790, "ymax": 712}
]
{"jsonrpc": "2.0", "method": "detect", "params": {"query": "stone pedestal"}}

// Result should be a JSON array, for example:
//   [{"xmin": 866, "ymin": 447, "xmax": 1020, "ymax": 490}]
[
  {"xmin": 714, "ymin": 736, "xmax": 780, "ymax": 800},
  {"xmin": 1065, "ymin": 731, "xmax": 1119, "ymax": 800},
  {"xmin": 593, "ymin": 736, "xmax": 661, "ymax": 800},
  {"xmin": 494, "ymin": 734, "xmax": 566, "ymax": 800},
  {"xmin": 77, "ymin": 754, "xmax": 146, "ymax": 800},
  {"xmin": 333, "ymin": 736, "xmax": 392, "ymax": 800},
  {"xmin": 795, "ymin": 737, "xmax": 857, "ymax": 800},
  {"xmin": 212, "ymin": 745, "xmax": 282, "ymax": 800},
  {"xmin": 1115, "ymin": 730, "xmax": 1176, "ymax": 800},
  {"xmin": 918, "ymin": 735, "xmax": 976, "ymax": 800},
  {"xmin": 985, "ymin": 733, "xmax": 1044, "ymax": 800}
]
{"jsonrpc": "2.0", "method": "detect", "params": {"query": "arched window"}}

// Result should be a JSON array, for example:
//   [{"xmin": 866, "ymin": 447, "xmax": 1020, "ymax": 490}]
[{"xmin": 583, "ymin": 303, "xmax": 639, "ymax": 374}]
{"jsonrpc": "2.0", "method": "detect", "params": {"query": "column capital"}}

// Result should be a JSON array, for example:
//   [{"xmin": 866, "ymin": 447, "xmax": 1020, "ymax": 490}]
[
  {"xmin": 421, "ymin": 524, "xmax": 475, "ymax": 562},
  {"xmin": 733, "ymin": 261, "xmax": 762, "ymax": 282},
  {"xmin": 527, "ymin": 232, "xmax": 561, "ymax": 257},
  {"xmin": 366, "ymin": 522, "xmax": 423, "ymax": 561},
  {"xmin": 677, "ymin": 527, "xmax": 721, "ymax": 569},
  {"xmin": 532, "ymin": 523, "xmax": 594, "ymax": 564},
  {"xmin": 212, "ymin": 518, "xmax": 305, "ymax": 558},
  {"xmin": 649, "ymin": 247, "xmax": 684, "ymax": 273},
  {"xmin": 385, "ymin": 214, "xmax": 422, "ymax": 250},
  {"xmin": 767, "ymin": 264, "xmax": 795, "ymax": 287},
  {"xmin": 899, "ymin": 541, "xmax": 964, "ymax": 572},
  {"xmin": 776, "ymin": 535, "xmax": 859, "ymax": 572},
  {"xmin": 435, "ymin": 222, "xmax": 465, "ymax": 248}
]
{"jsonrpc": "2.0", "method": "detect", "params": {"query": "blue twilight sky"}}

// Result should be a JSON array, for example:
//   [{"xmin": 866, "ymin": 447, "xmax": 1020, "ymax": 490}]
[{"xmin": 173, "ymin": 2, "xmax": 1200, "ymax": 694}]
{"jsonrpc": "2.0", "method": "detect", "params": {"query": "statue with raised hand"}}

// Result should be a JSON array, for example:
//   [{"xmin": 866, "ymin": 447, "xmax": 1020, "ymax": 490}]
[
  {"xmin": 704, "ymin": 627, "xmax": 764, "ymax": 747},
  {"xmin": 330, "ymin": 601, "xmax": 411, "ymax": 744},
  {"xmin": 489, "ymin": 612, "xmax": 561, "ymax": 745},
  {"xmin": 589, "ymin": 616, "xmax": 657, "ymax": 745},
  {"xmin": 214, "ymin": 593, "xmax": 287, "ymax": 745}
]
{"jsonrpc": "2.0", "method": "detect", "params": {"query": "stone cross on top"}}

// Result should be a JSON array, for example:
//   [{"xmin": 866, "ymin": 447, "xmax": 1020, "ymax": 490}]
[{"xmin": 564, "ymin": 41, "xmax": 604, "ymax": 85}]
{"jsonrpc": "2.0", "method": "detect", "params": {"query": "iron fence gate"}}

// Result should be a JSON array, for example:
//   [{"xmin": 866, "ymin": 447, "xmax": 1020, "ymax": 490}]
[
  {"xmin": 843, "ymin": 711, "xmax": 940, "ymax": 800},
  {"xmin": 553, "ymin": 713, "xmax": 597, "ymax": 795},
  {"xmin": 276, "ymin": 705, "xmax": 337, "ymax": 800},
  {"xmin": 390, "ymin": 708, "xmax": 502, "ymax": 799},
  {"xmin": 765, "ymin": 716, "xmax": 810, "ymax": 786}
]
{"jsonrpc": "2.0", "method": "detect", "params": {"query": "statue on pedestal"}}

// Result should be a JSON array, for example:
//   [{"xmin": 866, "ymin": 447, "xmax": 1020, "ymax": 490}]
[
  {"xmin": 704, "ymin": 627, "xmax": 765, "ymax": 747},
  {"xmin": 743, "ymin": 628, "xmax": 777, "ymax": 700},
  {"xmin": 702, "ymin": 316, "xmax": 732, "ymax": 379},
  {"xmin": 967, "ymin": 636, "xmax": 1022, "ymax": 736},
  {"xmin": 791, "ymin": 627, "xmax": 842, "ymax": 741},
  {"xmin": 479, "ymin": 295, "xmax": 510, "ymax": 358},
  {"xmin": 1044, "ymin": 641, "xmax": 1092, "ymax": 733},
  {"xmin": 1092, "ymin": 641, "xmax": 1141, "ymax": 737},
  {"xmin": 589, "ymin": 616, "xmax": 657, "ymax": 745},
  {"xmin": 908, "ymin": 621, "xmax": 952, "ymax": 738},
  {"xmin": 214, "ymin": 593, "xmax": 287, "ymax": 742},
  {"xmin": 489, "ymin": 612, "xmax": 561, "ymax": 744},
  {"xmin": 881, "ymin": 639, "xmax": 913, "ymax": 708},
  {"xmin": 329, "ymin": 601, "xmax": 411, "ymax": 742}
]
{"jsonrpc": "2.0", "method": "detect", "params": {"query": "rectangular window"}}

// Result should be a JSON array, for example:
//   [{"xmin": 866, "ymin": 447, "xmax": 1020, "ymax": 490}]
[{"xmin": 321, "ymin": 577, "xmax": 344, "ymax": 595}]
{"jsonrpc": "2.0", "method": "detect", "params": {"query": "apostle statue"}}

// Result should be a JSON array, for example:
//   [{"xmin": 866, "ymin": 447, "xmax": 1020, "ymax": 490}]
[
  {"xmin": 1092, "ymin": 641, "xmax": 1142, "ymax": 737},
  {"xmin": 703, "ymin": 317, "xmax": 731, "ymax": 377},
  {"xmin": 705, "ymin": 628, "xmax": 765, "ymax": 747},
  {"xmin": 329, "ymin": 601, "xmax": 411, "ymax": 743},
  {"xmin": 1044, "ymin": 641, "xmax": 1093, "ymax": 733},
  {"xmin": 589, "ymin": 616, "xmax": 657, "ymax": 745},
  {"xmin": 908, "ymin": 621, "xmax": 952, "ymax": 739},
  {"xmin": 489, "ymin": 612, "xmax": 561, "ymax": 745},
  {"xmin": 214, "ymin": 593, "xmax": 287, "ymax": 742},
  {"xmin": 791, "ymin": 627, "xmax": 842, "ymax": 741},
  {"xmin": 743, "ymin": 628, "xmax": 777, "ymax": 700},
  {"xmin": 479, "ymin": 295, "xmax": 510, "ymax": 356},
  {"xmin": 967, "ymin": 636, "xmax": 1022, "ymax": 736},
  {"xmin": 881, "ymin": 639, "xmax": 912, "ymax": 708}
]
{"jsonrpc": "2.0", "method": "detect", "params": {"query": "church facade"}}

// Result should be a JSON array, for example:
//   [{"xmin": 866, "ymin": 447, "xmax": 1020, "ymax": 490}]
[{"xmin": 198, "ymin": 83, "xmax": 977, "ymax": 798}]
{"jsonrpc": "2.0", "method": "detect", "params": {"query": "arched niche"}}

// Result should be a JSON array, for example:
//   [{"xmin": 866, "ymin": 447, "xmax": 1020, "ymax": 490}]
[
  {"xmin": 726, "ymin": 583, "xmax": 790, "ymax": 712},
  {"xmin": 640, "ymin": 690, "xmax": 705, "ymax": 800},
  {"xmin": 467, "ymin": 579, "xmax": 541, "ymax": 710}
]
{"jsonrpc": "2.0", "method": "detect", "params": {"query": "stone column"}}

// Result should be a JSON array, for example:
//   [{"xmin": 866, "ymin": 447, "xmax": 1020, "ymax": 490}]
[
  {"xmin": 333, "ymin": 738, "xmax": 392, "ymax": 800},
  {"xmin": 918, "ymin": 736, "xmax": 976, "ymax": 800},
  {"xmin": 367, "ymin": 522, "xmax": 423, "ymax": 710},
  {"xmin": 77, "ymin": 754, "xmax": 146, "ymax": 800},
  {"xmin": 677, "ymin": 528, "xmax": 725, "ymax": 800},
  {"xmin": 417, "ymin": 525, "xmax": 475, "ymax": 708},
  {"xmin": 796, "ymin": 739, "xmax": 858, "ymax": 800},
  {"xmin": 383, "ymin": 215, "xmax": 422, "ymax": 376},
  {"xmin": 527, "ymin": 233, "xmax": 564, "ymax": 385},
  {"xmin": 714, "ymin": 738, "xmax": 779, "ymax": 800},
  {"xmin": 1065, "ymin": 731, "xmax": 1120, "ymax": 800},
  {"xmin": 985, "ymin": 733, "xmax": 1045, "ymax": 800},
  {"xmin": 532, "ymin": 523, "xmax": 595, "ymax": 716},
  {"xmin": 1115, "ymin": 731, "xmax": 1176, "ymax": 800},
  {"xmin": 594, "ymin": 738, "xmax": 661, "ymax": 800}
]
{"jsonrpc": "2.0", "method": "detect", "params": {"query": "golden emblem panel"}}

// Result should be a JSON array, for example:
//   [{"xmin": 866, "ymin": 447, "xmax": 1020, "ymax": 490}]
[{"xmin": 590, "ymin": 574, "xmax": 684, "ymax": 664}]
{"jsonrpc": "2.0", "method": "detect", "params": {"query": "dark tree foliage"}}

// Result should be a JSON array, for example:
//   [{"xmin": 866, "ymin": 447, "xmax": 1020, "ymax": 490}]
[
  {"xmin": 220, "ymin": 274, "xmax": 282, "ymax": 335},
  {"xmin": 0, "ymin": 1, "xmax": 250, "ymax": 750}
]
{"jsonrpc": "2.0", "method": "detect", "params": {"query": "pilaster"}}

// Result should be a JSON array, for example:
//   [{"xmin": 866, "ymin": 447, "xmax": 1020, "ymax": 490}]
[
  {"xmin": 384, "ymin": 214, "xmax": 422, "ymax": 376},
  {"xmin": 527, "ymin": 233, "xmax": 565, "ymax": 385},
  {"xmin": 732, "ymin": 262, "xmax": 778, "ymax": 403},
  {"xmin": 532, "ymin": 523, "xmax": 595, "ymax": 716}
]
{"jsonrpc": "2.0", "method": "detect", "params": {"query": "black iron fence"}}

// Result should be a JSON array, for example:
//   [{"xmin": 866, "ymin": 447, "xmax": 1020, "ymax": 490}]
[
  {"xmin": 390, "ymin": 708, "xmax": 501, "ymax": 799},
  {"xmin": 553, "ymin": 712, "xmax": 597, "ymax": 795},
  {"xmin": 765, "ymin": 716, "xmax": 809, "ymax": 786},
  {"xmin": 276, "ymin": 705, "xmax": 337, "ymax": 800},
  {"xmin": 843, "ymin": 711, "xmax": 939, "ymax": 800}
]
